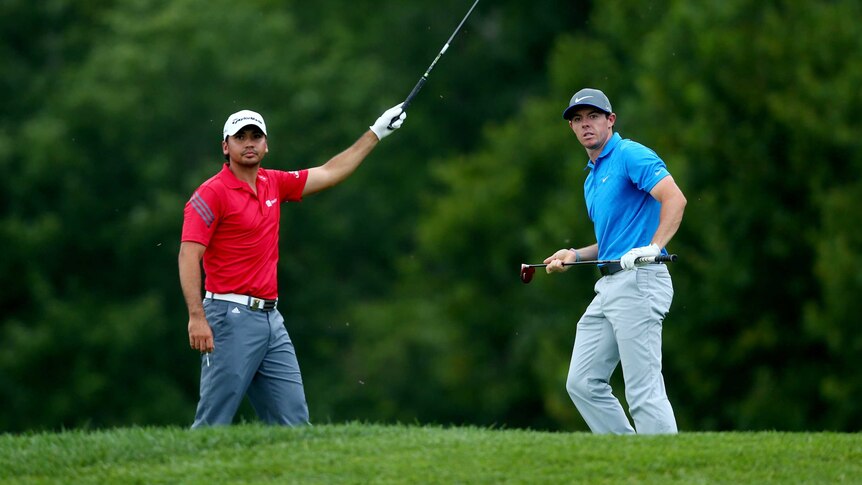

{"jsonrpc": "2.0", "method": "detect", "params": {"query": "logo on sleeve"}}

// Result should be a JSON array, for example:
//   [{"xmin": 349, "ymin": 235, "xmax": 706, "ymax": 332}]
[{"xmin": 190, "ymin": 192, "xmax": 215, "ymax": 227}]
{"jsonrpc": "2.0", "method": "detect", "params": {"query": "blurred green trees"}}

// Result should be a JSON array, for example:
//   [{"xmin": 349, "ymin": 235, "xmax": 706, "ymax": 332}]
[{"xmin": 1, "ymin": 0, "xmax": 860, "ymax": 432}]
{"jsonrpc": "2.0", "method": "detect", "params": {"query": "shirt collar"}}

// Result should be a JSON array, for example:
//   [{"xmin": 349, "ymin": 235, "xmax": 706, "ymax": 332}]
[
  {"xmin": 217, "ymin": 163, "xmax": 266, "ymax": 191},
  {"xmin": 584, "ymin": 132, "xmax": 622, "ymax": 171}
]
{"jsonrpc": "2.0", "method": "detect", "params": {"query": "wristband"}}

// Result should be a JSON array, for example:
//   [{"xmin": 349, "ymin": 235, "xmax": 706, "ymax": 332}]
[{"xmin": 570, "ymin": 248, "xmax": 581, "ymax": 262}]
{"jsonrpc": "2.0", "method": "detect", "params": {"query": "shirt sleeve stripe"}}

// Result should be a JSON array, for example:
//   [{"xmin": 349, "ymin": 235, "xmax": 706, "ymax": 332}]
[{"xmin": 190, "ymin": 192, "xmax": 215, "ymax": 227}]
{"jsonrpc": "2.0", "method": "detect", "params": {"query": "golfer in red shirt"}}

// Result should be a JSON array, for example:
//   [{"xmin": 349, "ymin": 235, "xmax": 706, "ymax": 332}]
[{"xmin": 179, "ymin": 103, "xmax": 406, "ymax": 427}]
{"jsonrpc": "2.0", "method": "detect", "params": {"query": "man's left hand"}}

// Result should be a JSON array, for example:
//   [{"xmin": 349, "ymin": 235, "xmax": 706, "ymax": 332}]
[
  {"xmin": 370, "ymin": 103, "xmax": 406, "ymax": 140},
  {"xmin": 620, "ymin": 243, "xmax": 660, "ymax": 270}
]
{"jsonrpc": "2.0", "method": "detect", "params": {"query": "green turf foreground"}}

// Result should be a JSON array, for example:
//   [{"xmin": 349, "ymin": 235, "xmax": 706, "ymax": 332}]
[{"xmin": 1, "ymin": 423, "xmax": 860, "ymax": 484}]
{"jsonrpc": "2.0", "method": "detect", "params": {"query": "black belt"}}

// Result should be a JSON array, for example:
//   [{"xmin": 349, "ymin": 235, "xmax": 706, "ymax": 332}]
[
  {"xmin": 599, "ymin": 262, "xmax": 665, "ymax": 276},
  {"xmin": 599, "ymin": 262, "xmax": 624, "ymax": 276},
  {"xmin": 252, "ymin": 299, "xmax": 277, "ymax": 312}
]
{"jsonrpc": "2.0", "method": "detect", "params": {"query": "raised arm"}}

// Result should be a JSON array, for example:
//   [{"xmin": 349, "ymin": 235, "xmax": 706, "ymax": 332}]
[{"xmin": 302, "ymin": 104, "xmax": 406, "ymax": 196}]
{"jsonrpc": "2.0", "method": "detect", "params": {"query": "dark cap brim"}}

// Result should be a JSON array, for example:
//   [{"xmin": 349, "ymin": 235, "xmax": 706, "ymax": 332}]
[{"xmin": 563, "ymin": 104, "xmax": 610, "ymax": 120}]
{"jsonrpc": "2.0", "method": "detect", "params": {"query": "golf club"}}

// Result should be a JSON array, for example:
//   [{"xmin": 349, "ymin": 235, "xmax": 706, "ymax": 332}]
[
  {"xmin": 520, "ymin": 254, "xmax": 678, "ymax": 284},
  {"xmin": 388, "ymin": 0, "xmax": 480, "ymax": 129}
]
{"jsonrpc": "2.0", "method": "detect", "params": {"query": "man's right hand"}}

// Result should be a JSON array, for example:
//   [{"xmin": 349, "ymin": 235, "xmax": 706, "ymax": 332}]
[
  {"xmin": 188, "ymin": 315, "xmax": 214, "ymax": 353},
  {"xmin": 543, "ymin": 248, "xmax": 578, "ymax": 274}
]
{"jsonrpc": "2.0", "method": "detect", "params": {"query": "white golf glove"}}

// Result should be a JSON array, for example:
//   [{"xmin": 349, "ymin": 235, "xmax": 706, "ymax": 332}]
[
  {"xmin": 620, "ymin": 243, "xmax": 661, "ymax": 270},
  {"xmin": 369, "ymin": 103, "xmax": 406, "ymax": 140}
]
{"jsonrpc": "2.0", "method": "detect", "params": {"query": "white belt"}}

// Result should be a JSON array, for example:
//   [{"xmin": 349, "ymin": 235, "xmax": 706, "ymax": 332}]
[{"xmin": 205, "ymin": 291, "xmax": 278, "ymax": 311}]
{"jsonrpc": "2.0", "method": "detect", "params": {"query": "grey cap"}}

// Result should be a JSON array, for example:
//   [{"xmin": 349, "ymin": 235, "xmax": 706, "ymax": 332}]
[{"xmin": 562, "ymin": 88, "xmax": 612, "ymax": 120}]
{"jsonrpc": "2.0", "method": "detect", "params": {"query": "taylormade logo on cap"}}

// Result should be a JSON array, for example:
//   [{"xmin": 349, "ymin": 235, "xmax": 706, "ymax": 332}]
[{"xmin": 223, "ymin": 110, "xmax": 268, "ymax": 139}]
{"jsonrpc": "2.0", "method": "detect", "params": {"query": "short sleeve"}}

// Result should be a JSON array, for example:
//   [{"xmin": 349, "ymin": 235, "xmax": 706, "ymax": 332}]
[
  {"xmin": 181, "ymin": 186, "xmax": 221, "ymax": 246},
  {"xmin": 274, "ymin": 169, "xmax": 309, "ymax": 202},
  {"xmin": 624, "ymin": 143, "xmax": 670, "ymax": 193}
]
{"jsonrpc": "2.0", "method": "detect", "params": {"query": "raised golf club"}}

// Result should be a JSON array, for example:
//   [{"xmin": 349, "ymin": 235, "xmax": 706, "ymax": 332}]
[
  {"xmin": 520, "ymin": 254, "xmax": 678, "ymax": 284},
  {"xmin": 388, "ymin": 0, "xmax": 480, "ymax": 129}
]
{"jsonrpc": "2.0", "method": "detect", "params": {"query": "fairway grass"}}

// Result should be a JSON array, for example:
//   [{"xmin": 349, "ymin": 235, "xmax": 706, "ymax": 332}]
[{"xmin": 1, "ymin": 423, "xmax": 860, "ymax": 484}]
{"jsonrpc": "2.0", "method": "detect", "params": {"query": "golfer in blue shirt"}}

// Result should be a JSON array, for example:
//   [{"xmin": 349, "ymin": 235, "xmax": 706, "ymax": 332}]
[{"xmin": 544, "ymin": 88, "xmax": 687, "ymax": 434}]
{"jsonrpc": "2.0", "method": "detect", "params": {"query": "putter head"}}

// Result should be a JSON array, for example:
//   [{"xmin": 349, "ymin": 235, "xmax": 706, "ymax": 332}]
[{"xmin": 520, "ymin": 264, "xmax": 535, "ymax": 284}]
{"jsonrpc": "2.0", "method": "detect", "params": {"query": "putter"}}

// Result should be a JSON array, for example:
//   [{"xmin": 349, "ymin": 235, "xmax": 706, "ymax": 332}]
[
  {"xmin": 520, "ymin": 254, "xmax": 678, "ymax": 284},
  {"xmin": 388, "ymin": 0, "xmax": 480, "ymax": 128}
]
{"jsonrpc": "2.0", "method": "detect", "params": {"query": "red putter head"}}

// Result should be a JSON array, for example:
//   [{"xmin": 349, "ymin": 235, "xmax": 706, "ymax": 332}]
[{"xmin": 520, "ymin": 264, "xmax": 535, "ymax": 284}]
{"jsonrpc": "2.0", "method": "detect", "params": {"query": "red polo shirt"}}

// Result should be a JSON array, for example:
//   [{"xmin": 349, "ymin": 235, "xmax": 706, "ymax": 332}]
[{"xmin": 182, "ymin": 163, "xmax": 308, "ymax": 299}]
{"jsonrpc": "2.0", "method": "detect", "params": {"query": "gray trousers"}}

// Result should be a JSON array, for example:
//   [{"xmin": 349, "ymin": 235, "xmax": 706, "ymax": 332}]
[
  {"xmin": 192, "ymin": 298, "xmax": 309, "ymax": 428},
  {"xmin": 566, "ymin": 264, "xmax": 677, "ymax": 434}
]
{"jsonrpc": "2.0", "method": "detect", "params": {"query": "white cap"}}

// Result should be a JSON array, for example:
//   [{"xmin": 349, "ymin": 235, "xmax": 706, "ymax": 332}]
[{"xmin": 222, "ymin": 110, "xmax": 267, "ymax": 139}]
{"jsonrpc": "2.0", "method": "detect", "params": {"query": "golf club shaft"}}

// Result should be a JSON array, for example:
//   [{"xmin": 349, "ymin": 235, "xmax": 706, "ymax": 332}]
[
  {"xmin": 388, "ymin": 0, "xmax": 480, "ymax": 127},
  {"xmin": 523, "ymin": 254, "xmax": 678, "ymax": 269}
]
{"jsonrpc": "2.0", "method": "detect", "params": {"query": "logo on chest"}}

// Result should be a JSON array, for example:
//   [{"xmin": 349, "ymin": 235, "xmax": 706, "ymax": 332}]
[{"xmin": 265, "ymin": 198, "xmax": 278, "ymax": 207}]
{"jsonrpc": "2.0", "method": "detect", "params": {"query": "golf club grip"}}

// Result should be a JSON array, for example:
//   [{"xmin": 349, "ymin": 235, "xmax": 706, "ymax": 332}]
[
  {"xmin": 403, "ymin": 76, "xmax": 427, "ymax": 111},
  {"xmin": 387, "ymin": 77, "xmax": 425, "ymax": 129},
  {"xmin": 651, "ymin": 254, "xmax": 678, "ymax": 263}
]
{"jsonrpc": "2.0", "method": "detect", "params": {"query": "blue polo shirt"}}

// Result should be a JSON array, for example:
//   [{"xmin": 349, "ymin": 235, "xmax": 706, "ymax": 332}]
[{"xmin": 584, "ymin": 132, "xmax": 670, "ymax": 260}]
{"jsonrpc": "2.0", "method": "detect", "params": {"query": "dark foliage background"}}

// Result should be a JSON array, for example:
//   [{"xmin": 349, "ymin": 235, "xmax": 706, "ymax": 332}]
[{"xmin": 2, "ymin": 0, "xmax": 860, "ymax": 432}]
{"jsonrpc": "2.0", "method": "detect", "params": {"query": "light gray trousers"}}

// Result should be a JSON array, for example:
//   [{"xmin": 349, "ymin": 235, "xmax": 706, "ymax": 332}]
[
  {"xmin": 192, "ymin": 298, "xmax": 309, "ymax": 428},
  {"xmin": 566, "ymin": 264, "xmax": 677, "ymax": 434}
]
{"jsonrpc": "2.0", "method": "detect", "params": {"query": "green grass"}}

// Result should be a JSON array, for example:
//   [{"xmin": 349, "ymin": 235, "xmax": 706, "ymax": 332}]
[{"xmin": 1, "ymin": 423, "xmax": 860, "ymax": 484}]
